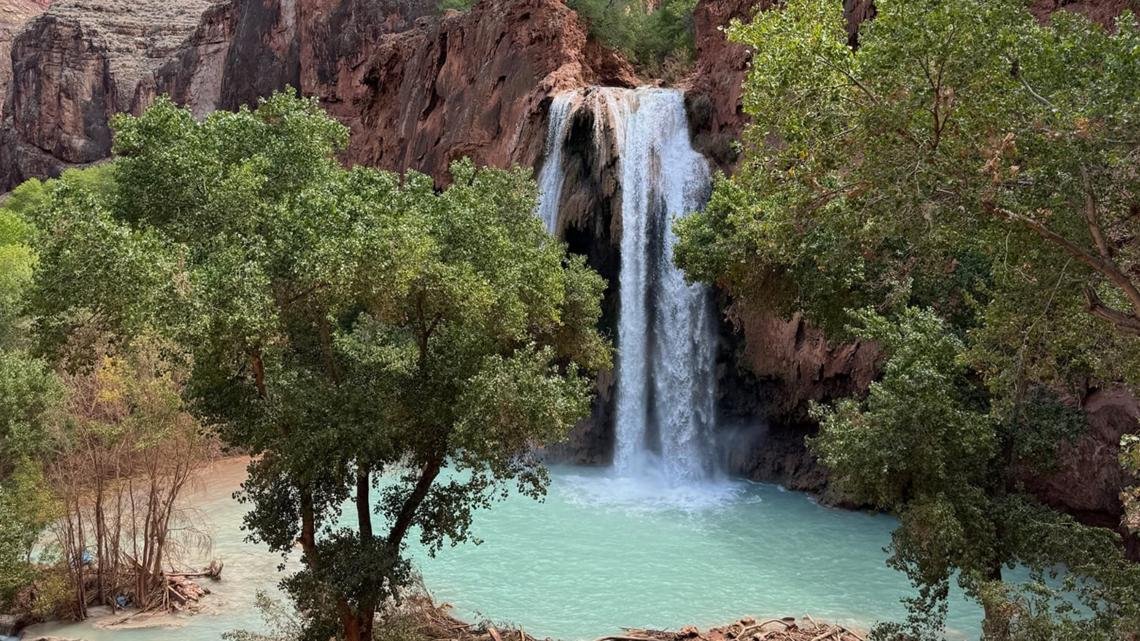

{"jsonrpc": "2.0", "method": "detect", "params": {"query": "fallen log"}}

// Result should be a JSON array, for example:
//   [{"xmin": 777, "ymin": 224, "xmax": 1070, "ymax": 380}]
[{"xmin": 167, "ymin": 560, "xmax": 223, "ymax": 581}]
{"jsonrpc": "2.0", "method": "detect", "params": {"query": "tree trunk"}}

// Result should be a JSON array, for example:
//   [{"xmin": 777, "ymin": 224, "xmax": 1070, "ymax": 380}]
[
  {"xmin": 980, "ymin": 561, "xmax": 1009, "ymax": 641},
  {"xmin": 357, "ymin": 469, "xmax": 372, "ymax": 541},
  {"xmin": 386, "ymin": 454, "xmax": 444, "ymax": 555}
]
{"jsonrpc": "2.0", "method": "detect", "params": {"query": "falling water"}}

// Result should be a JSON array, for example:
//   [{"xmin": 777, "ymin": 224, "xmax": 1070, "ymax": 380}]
[
  {"xmin": 536, "ymin": 93, "xmax": 578, "ymax": 234},
  {"xmin": 538, "ymin": 87, "xmax": 718, "ymax": 482}
]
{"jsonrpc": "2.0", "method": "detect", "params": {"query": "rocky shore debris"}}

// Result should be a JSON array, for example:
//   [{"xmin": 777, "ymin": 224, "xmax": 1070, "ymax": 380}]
[
  {"xmin": 402, "ymin": 596, "xmax": 862, "ymax": 641},
  {"xmin": 591, "ymin": 616, "xmax": 865, "ymax": 641}
]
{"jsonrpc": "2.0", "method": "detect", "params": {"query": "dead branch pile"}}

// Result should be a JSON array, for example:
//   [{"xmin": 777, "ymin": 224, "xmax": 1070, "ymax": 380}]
[
  {"xmin": 396, "ymin": 597, "xmax": 864, "ymax": 641},
  {"xmin": 162, "ymin": 575, "xmax": 210, "ymax": 612}
]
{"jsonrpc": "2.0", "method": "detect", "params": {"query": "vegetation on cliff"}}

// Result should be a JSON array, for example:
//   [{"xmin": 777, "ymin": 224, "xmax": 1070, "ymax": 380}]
[
  {"xmin": 675, "ymin": 0, "xmax": 1140, "ymax": 637},
  {"xmin": 444, "ymin": 0, "xmax": 698, "ymax": 72},
  {"xmin": 568, "ymin": 0, "xmax": 699, "ymax": 72}
]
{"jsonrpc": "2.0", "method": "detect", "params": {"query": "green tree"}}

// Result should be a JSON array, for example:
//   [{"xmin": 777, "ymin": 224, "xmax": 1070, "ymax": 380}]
[
  {"xmin": 0, "ymin": 347, "xmax": 59, "ymax": 614},
  {"xmin": 569, "ymin": 0, "xmax": 698, "ymax": 72},
  {"xmin": 676, "ymin": 0, "xmax": 1140, "ymax": 373},
  {"xmin": 674, "ymin": 0, "xmax": 1140, "ymax": 636},
  {"xmin": 35, "ymin": 91, "xmax": 609, "ymax": 641},
  {"xmin": 0, "ymin": 462, "xmax": 56, "ymax": 611},
  {"xmin": 0, "ymin": 165, "xmax": 118, "ymax": 617},
  {"xmin": 812, "ymin": 308, "xmax": 1139, "ymax": 638}
]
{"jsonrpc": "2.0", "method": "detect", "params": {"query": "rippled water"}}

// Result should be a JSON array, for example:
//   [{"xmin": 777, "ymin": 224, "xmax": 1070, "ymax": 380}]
[{"xmin": 25, "ymin": 459, "xmax": 984, "ymax": 641}]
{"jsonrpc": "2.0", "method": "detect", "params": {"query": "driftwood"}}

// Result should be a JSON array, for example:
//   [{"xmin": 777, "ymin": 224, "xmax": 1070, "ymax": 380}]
[
  {"xmin": 397, "ymin": 597, "xmax": 865, "ymax": 641},
  {"xmin": 168, "ymin": 560, "xmax": 224, "ymax": 581}
]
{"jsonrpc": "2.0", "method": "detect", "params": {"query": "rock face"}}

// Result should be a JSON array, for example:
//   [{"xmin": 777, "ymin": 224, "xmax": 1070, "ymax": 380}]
[
  {"xmin": 1029, "ymin": 0, "xmax": 1137, "ymax": 25},
  {"xmin": 310, "ymin": 0, "xmax": 636, "ymax": 184},
  {"xmin": 0, "ymin": 0, "xmax": 635, "ymax": 190},
  {"xmin": 716, "ymin": 301, "xmax": 880, "ymax": 495},
  {"xmin": 1024, "ymin": 388, "xmax": 1140, "ymax": 551},
  {"xmin": 0, "ymin": 0, "xmax": 50, "ymax": 122},
  {"xmin": 683, "ymin": 0, "xmax": 763, "ymax": 171},
  {"xmin": 0, "ymin": 0, "xmax": 217, "ymax": 186}
]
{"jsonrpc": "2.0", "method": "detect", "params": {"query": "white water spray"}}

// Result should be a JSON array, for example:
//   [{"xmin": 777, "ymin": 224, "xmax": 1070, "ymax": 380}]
[
  {"xmin": 536, "ymin": 93, "xmax": 577, "ymax": 234},
  {"xmin": 538, "ymin": 87, "xmax": 718, "ymax": 483}
]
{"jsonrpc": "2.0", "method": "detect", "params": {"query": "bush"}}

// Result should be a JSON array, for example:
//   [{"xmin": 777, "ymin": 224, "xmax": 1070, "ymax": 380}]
[
  {"xmin": 438, "ymin": 0, "xmax": 473, "ymax": 11},
  {"xmin": 569, "ymin": 0, "xmax": 698, "ymax": 72}
]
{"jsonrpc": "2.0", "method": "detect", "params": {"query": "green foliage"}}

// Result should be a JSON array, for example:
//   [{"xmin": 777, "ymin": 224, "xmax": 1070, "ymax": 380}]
[
  {"xmin": 1123, "ymin": 434, "xmax": 1140, "ymax": 537},
  {"xmin": 0, "ymin": 165, "xmax": 119, "ymax": 350},
  {"xmin": 437, "ymin": 0, "xmax": 473, "ymax": 11},
  {"xmin": 813, "ymin": 309, "xmax": 1140, "ymax": 639},
  {"xmin": 33, "ymin": 90, "xmax": 609, "ymax": 641},
  {"xmin": 569, "ymin": 0, "xmax": 698, "ymax": 72},
  {"xmin": 0, "ymin": 164, "xmax": 120, "ymax": 616},
  {"xmin": 675, "ymin": 0, "xmax": 1140, "ymax": 375},
  {"xmin": 0, "ymin": 462, "xmax": 56, "ymax": 610},
  {"xmin": 676, "ymin": 2, "xmax": 1140, "ymax": 632},
  {"xmin": 811, "ymin": 308, "xmax": 994, "ymax": 509},
  {"xmin": 0, "ymin": 177, "xmax": 48, "ymax": 224},
  {"xmin": 30, "ymin": 184, "xmax": 179, "ymax": 361},
  {"xmin": 674, "ymin": 2, "xmax": 1140, "ymax": 629},
  {"xmin": 0, "ymin": 351, "xmax": 61, "ymax": 477},
  {"xmin": 0, "ymin": 229, "xmax": 35, "ymax": 348}
]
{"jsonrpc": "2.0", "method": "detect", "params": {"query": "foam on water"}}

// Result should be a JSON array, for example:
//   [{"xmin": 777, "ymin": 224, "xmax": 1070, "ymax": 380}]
[{"xmin": 558, "ymin": 467, "xmax": 749, "ymax": 514}]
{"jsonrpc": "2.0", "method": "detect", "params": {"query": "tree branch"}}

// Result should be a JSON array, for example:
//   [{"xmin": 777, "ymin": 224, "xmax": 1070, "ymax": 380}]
[
  {"xmin": 385, "ymin": 453, "xmax": 444, "ymax": 554},
  {"xmin": 1080, "ymin": 167, "xmax": 1112, "ymax": 260},
  {"xmin": 1084, "ymin": 286, "xmax": 1140, "ymax": 336},
  {"xmin": 988, "ymin": 203, "xmax": 1140, "ymax": 335}
]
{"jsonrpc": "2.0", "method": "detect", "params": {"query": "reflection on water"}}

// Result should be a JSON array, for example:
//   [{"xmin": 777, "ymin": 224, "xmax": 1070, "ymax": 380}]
[{"xmin": 24, "ymin": 460, "xmax": 984, "ymax": 641}]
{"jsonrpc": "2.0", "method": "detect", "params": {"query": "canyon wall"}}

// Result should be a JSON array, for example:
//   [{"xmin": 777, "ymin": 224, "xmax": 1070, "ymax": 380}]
[
  {"xmin": 0, "ymin": 0, "xmax": 635, "ymax": 190},
  {"xmin": 0, "ymin": 0, "xmax": 50, "ymax": 123},
  {"xmin": 0, "ymin": 0, "xmax": 1135, "ymax": 536}
]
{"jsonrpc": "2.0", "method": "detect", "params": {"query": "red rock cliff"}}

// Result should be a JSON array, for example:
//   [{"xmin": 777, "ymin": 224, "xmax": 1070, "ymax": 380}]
[
  {"xmin": 0, "ymin": 0, "xmax": 635, "ymax": 189},
  {"xmin": 0, "ymin": 0, "xmax": 50, "ymax": 123}
]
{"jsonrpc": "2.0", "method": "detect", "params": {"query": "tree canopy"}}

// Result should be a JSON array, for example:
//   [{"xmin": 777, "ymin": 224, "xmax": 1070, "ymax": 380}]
[
  {"xmin": 28, "ymin": 91, "xmax": 610, "ymax": 641},
  {"xmin": 675, "ymin": 0, "xmax": 1140, "ymax": 637}
]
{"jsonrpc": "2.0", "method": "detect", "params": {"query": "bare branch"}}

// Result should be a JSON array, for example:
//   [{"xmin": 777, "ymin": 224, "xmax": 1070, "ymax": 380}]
[
  {"xmin": 1080, "ymin": 167, "xmax": 1112, "ymax": 260},
  {"xmin": 1084, "ymin": 286, "xmax": 1140, "ymax": 336},
  {"xmin": 987, "ymin": 203, "xmax": 1140, "ymax": 335}
]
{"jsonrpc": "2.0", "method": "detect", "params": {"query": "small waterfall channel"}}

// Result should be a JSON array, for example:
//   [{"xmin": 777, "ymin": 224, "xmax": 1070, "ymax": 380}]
[{"xmin": 537, "ymin": 87, "xmax": 719, "ymax": 482}]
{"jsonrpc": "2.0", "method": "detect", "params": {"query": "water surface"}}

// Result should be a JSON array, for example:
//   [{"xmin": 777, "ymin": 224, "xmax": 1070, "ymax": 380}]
[{"xmin": 25, "ymin": 459, "xmax": 983, "ymax": 641}]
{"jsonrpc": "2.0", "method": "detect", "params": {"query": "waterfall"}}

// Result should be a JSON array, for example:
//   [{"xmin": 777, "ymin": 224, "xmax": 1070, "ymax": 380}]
[
  {"xmin": 536, "ymin": 93, "xmax": 577, "ymax": 234},
  {"xmin": 538, "ymin": 87, "xmax": 718, "ymax": 482}
]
